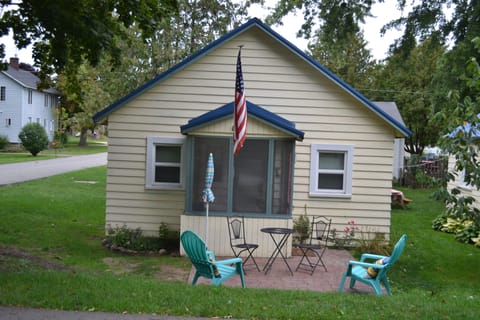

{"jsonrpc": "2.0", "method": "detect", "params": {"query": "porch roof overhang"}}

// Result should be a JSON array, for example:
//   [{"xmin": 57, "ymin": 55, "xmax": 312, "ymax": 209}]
[{"xmin": 180, "ymin": 100, "xmax": 304, "ymax": 141}]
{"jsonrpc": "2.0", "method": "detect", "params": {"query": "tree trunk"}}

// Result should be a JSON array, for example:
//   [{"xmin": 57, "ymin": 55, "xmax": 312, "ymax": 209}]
[{"xmin": 79, "ymin": 127, "xmax": 88, "ymax": 146}]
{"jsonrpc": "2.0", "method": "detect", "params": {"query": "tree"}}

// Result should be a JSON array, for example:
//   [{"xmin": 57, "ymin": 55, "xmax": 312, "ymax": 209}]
[
  {"xmin": 433, "ymin": 37, "xmax": 480, "ymax": 245},
  {"xmin": 371, "ymin": 38, "xmax": 445, "ymax": 155},
  {"xmin": 18, "ymin": 122, "xmax": 49, "ymax": 156},
  {"xmin": 55, "ymin": 0, "xmax": 252, "ymax": 146},
  {"xmin": 307, "ymin": 30, "xmax": 377, "ymax": 92},
  {"xmin": 266, "ymin": 0, "xmax": 374, "ymax": 43},
  {"xmin": 0, "ymin": 0, "xmax": 178, "ymax": 83}
]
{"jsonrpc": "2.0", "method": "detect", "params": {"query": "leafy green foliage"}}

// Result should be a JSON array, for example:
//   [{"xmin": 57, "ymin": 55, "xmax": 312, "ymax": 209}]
[
  {"xmin": 0, "ymin": 0, "xmax": 178, "ymax": 84},
  {"xmin": 18, "ymin": 123, "xmax": 49, "ymax": 156},
  {"xmin": 0, "ymin": 134, "xmax": 8, "ymax": 149},
  {"xmin": 433, "ymin": 37, "xmax": 480, "ymax": 246}
]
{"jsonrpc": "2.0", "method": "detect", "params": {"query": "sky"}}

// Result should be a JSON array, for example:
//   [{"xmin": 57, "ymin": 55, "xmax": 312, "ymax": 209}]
[{"xmin": 1, "ymin": 1, "xmax": 405, "ymax": 65}]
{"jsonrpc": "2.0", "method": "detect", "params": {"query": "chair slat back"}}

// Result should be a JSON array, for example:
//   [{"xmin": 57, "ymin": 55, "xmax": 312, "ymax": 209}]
[
  {"xmin": 310, "ymin": 216, "xmax": 331, "ymax": 244},
  {"xmin": 181, "ymin": 230, "xmax": 215, "ymax": 279},
  {"xmin": 228, "ymin": 216, "xmax": 246, "ymax": 244},
  {"xmin": 386, "ymin": 234, "xmax": 407, "ymax": 267}
]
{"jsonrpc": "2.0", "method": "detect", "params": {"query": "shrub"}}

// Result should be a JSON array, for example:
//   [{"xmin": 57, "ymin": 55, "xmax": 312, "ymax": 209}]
[
  {"xmin": 0, "ymin": 135, "xmax": 9, "ymax": 150},
  {"xmin": 54, "ymin": 130, "xmax": 68, "ymax": 146},
  {"xmin": 18, "ymin": 123, "xmax": 49, "ymax": 156}
]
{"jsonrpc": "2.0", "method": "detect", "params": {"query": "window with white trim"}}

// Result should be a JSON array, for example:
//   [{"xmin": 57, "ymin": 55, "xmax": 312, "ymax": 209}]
[
  {"xmin": 146, "ymin": 137, "xmax": 185, "ymax": 190},
  {"xmin": 1, "ymin": 86, "xmax": 5, "ymax": 101},
  {"xmin": 309, "ymin": 144, "xmax": 354, "ymax": 197},
  {"xmin": 28, "ymin": 90, "xmax": 33, "ymax": 104}
]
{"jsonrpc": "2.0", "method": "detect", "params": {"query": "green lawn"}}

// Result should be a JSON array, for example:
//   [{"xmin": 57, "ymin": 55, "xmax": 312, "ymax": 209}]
[
  {"xmin": 0, "ymin": 137, "xmax": 107, "ymax": 164},
  {"xmin": 0, "ymin": 172, "xmax": 479, "ymax": 319}
]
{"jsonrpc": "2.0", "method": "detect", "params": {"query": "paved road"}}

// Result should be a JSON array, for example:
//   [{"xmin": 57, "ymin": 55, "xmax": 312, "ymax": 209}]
[
  {"xmin": 0, "ymin": 307, "xmax": 212, "ymax": 320},
  {"xmin": 0, "ymin": 153, "xmax": 108, "ymax": 186}
]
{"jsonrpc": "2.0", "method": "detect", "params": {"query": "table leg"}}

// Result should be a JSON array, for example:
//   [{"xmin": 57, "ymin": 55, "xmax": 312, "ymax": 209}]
[{"xmin": 263, "ymin": 233, "xmax": 293, "ymax": 276}]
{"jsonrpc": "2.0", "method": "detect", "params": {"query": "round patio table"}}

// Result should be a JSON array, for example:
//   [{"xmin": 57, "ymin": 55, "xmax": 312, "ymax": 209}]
[{"xmin": 261, "ymin": 227, "xmax": 294, "ymax": 276}]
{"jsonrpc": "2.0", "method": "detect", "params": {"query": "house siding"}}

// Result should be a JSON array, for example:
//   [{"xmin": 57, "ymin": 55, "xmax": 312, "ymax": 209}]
[
  {"xmin": 0, "ymin": 70, "xmax": 57, "ymax": 143},
  {"xmin": 447, "ymin": 154, "xmax": 480, "ymax": 211},
  {"xmin": 103, "ymin": 26, "xmax": 397, "ymax": 256}
]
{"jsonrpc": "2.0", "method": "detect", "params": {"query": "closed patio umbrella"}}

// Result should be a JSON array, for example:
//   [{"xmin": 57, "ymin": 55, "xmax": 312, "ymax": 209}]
[{"xmin": 202, "ymin": 153, "xmax": 215, "ymax": 245}]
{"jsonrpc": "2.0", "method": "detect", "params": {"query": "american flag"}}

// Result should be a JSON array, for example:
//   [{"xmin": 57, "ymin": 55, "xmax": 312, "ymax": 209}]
[{"xmin": 234, "ymin": 48, "xmax": 247, "ymax": 156}]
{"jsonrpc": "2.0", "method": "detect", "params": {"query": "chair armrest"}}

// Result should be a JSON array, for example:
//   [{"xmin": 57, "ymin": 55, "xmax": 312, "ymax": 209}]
[
  {"xmin": 215, "ymin": 257, "xmax": 243, "ymax": 266},
  {"xmin": 349, "ymin": 260, "xmax": 387, "ymax": 269},
  {"xmin": 360, "ymin": 253, "xmax": 386, "ymax": 262},
  {"xmin": 206, "ymin": 250, "xmax": 216, "ymax": 261}
]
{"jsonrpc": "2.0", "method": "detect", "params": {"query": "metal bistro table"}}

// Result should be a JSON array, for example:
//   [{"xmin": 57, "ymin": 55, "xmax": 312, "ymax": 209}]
[{"xmin": 261, "ymin": 227, "xmax": 295, "ymax": 276}]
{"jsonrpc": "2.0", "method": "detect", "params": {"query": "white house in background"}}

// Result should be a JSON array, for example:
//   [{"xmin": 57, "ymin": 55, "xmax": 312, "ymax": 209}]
[
  {"xmin": 0, "ymin": 57, "xmax": 60, "ymax": 143},
  {"xmin": 93, "ymin": 18, "xmax": 412, "ymax": 257},
  {"xmin": 374, "ymin": 101, "xmax": 407, "ymax": 181}
]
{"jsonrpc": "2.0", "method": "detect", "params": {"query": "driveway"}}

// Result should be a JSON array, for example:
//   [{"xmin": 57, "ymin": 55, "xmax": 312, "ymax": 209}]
[{"xmin": 0, "ymin": 153, "xmax": 108, "ymax": 186}]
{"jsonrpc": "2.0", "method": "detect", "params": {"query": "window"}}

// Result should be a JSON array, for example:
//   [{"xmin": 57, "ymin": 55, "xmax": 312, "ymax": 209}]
[
  {"xmin": 309, "ymin": 144, "xmax": 354, "ymax": 198},
  {"xmin": 0, "ymin": 86, "xmax": 5, "ymax": 101},
  {"xmin": 460, "ymin": 169, "xmax": 472, "ymax": 189},
  {"xmin": 44, "ymin": 94, "xmax": 48, "ymax": 106},
  {"xmin": 28, "ymin": 90, "xmax": 33, "ymax": 104},
  {"xmin": 188, "ymin": 137, "xmax": 294, "ymax": 216},
  {"xmin": 146, "ymin": 137, "xmax": 185, "ymax": 189}
]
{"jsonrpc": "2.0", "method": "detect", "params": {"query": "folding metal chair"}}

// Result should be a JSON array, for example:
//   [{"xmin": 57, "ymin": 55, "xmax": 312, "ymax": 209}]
[
  {"xmin": 295, "ymin": 216, "xmax": 331, "ymax": 275},
  {"xmin": 227, "ymin": 216, "xmax": 260, "ymax": 272}
]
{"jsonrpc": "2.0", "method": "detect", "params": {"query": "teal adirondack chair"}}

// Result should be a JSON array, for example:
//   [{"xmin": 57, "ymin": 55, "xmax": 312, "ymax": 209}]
[
  {"xmin": 181, "ymin": 230, "xmax": 246, "ymax": 288},
  {"xmin": 338, "ymin": 234, "xmax": 407, "ymax": 295}
]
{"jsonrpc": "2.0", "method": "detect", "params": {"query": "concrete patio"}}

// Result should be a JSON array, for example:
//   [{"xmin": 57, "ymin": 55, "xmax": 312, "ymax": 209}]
[{"xmin": 188, "ymin": 248, "xmax": 375, "ymax": 294}]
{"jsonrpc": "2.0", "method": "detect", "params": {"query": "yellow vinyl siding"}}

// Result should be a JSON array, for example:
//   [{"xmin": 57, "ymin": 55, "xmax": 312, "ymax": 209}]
[{"xmin": 103, "ymin": 25, "xmax": 397, "ymax": 252}]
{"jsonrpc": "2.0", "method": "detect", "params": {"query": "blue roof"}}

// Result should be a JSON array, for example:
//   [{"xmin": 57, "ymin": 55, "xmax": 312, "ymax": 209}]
[
  {"xmin": 92, "ymin": 18, "xmax": 411, "ymax": 137},
  {"xmin": 449, "ymin": 120, "xmax": 480, "ymax": 139},
  {"xmin": 180, "ymin": 100, "xmax": 304, "ymax": 140}
]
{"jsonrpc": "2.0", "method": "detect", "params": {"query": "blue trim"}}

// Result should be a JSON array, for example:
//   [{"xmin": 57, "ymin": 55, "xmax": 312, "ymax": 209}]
[
  {"xmin": 93, "ymin": 18, "xmax": 411, "ymax": 137},
  {"xmin": 180, "ymin": 100, "xmax": 304, "ymax": 140}
]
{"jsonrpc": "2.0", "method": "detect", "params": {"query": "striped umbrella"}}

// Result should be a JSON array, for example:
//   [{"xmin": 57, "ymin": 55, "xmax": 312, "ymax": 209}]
[{"xmin": 202, "ymin": 153, "xmax": 215, "ymax": 245}]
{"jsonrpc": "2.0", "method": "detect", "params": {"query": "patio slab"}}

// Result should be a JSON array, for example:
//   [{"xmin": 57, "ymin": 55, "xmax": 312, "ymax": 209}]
[{"xmin": 188, "ymin": 249, "xmax": 376, "ymax": 294}]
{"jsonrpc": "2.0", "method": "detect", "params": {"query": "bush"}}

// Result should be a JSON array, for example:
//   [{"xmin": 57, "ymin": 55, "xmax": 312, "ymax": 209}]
[
  {"xmin": 0, "ymin": 135, "xmax": 9, "ymax": 150},
  {"xmin": 54, "ymin": 130, "xmax": 68, "ymax": 146},
  {"xmin": 18, "ymin": 123, "xmax": 49, "ymax": 156}
]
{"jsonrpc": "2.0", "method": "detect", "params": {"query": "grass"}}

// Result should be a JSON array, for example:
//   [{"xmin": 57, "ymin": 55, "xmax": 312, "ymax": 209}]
[
  {"xmin": 0, "ymin": 173, "xmax": 479, "ymax": 319},
  {"xmin": 0, "ymin": 136, "xmax": 107, "ymax": 164}
]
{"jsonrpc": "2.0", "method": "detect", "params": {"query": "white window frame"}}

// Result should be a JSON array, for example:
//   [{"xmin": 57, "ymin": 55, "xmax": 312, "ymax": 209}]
[
  {"xmin": 309, "ymin": 144, "xmax": 354, "ymax": 198},
  {"xmin": 460, "ymin": 169, "xmax": 472, "ymax": 190},
  {"xmin": 146, "ymin": 137, "xmax": 185, "ymax": 190}
]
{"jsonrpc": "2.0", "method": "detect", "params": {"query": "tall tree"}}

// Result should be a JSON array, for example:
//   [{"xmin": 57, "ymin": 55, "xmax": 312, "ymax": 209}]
[
  {"xmin": 56, "ymin": 0, "xmax": 252, "ymax": 146},
  {"xmin": 0, "ymin": 0, "xmax": 178, "ymax": 84},
  {"xmin": 307, "ymin": 30, "xmax": 377, "ymax": 92},
  {"xmin": 372, "ymin": 38, "xmax": 445, "ymax": 154}
]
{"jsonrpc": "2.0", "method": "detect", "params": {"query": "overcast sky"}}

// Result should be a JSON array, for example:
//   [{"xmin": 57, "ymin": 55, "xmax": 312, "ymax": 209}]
[{"xmin": 2, "ymin": 1, "xmax": 406, "ymax": 65}]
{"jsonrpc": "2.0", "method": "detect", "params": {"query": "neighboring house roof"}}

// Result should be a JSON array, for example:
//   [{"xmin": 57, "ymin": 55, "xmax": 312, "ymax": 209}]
[
  {"xmin": 2, "ymin": 65, "xmax": 39, "ymax": 89},
  {"xmin": 181, "ymin": 100, "xmax": 305, "ymax": 141},
  {"xmin": 373, "ymin": 101, "xmax": 407, "ymax": 127},
  {"xmin": 93, "ymin": 18, "xmax": 412, "ymax": 137},
  {"xmin": 1, "ymin": 64, "xmax": 60, "ymax": 95}
]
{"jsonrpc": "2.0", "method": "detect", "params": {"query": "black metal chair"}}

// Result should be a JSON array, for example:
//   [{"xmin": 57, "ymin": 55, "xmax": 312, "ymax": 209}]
[
  {"xmin": 227, "ymin": 215, "xmax": 260, "ymax": 272},
  {"xmin": 295, "ymin": 216, "xmax": 331, "ymax": 275}
]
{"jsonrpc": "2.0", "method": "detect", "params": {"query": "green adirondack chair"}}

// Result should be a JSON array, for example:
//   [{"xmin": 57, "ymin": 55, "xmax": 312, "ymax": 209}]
[
  {"xmin": 338, "ymin": 234, "xmax": 407, "ymax": 295},
  {"xmin": 181, "ymin": 230, "xmax": 246, "ymax": 288}
]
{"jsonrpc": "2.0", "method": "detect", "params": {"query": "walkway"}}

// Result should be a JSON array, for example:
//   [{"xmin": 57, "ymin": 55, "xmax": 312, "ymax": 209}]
[
  {"xmin": 0, "ymin": 153, "xmax": 107, "ymax": 186},
  {"xmin": 189, "ymin": 250, "xmax": 374, "ymax": 294}
]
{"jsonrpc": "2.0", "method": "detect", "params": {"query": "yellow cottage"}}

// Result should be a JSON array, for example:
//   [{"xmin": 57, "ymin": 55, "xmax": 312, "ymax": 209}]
[{"xmin": 93, "ymin": 18, "xmax": 411, "ymax": 257}]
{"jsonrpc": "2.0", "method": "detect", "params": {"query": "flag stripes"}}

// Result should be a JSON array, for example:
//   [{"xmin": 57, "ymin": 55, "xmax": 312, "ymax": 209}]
[{"xmin": 234, "ymin": 48, "xmax": 247, "ymax": 155}]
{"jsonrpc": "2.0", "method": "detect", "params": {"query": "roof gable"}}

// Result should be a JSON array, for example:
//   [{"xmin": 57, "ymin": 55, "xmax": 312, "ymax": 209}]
[
  {"xmin": 93, "ymin": 18, "xmax": 411, "ymax": 137},
  {"xmin": 181, "ymin": 100, "xmax": 304, "ymax": 140},
  {"xmin": 2, "ymin": 66, "xmax": 39, "ymax": 89}
]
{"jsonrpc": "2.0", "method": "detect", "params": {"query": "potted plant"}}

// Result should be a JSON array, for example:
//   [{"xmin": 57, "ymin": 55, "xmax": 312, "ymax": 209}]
[{"xmin": 292, "ymin": 205, "xmax": 311, "ymax": 255}]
